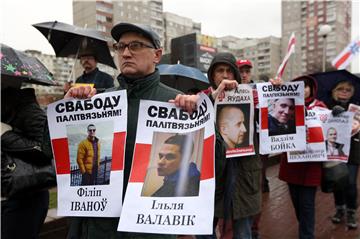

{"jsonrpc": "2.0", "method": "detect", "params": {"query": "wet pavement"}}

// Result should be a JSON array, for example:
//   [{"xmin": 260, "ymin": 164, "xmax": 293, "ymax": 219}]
[{"xmin": 40, "ymin": 161, "xmax": 360, "ymax": 239}]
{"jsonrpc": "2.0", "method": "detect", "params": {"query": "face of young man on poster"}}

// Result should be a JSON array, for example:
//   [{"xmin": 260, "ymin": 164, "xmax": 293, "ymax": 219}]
[
  {"xmin": 272, "ymin": 98, "xmax": 295, "ymax": 124},
  {"xmin": 87, "ymin": 125, "xmax": 96, "ymax": 139},
  {"xmin": 157, "ymin": 143, "xmax": 182, "ymax": 176}
]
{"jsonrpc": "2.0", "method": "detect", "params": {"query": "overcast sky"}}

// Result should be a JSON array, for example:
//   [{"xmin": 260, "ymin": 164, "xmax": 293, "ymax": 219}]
[{"xmin": 0, "ymin": 0, "xmax": 359, "ymax": 70}]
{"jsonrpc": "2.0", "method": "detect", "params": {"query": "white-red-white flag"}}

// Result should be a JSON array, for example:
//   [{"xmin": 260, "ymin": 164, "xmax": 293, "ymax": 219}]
[
  {"xmin": 331, "ymin": 39, "xmax": 360, "ymax": 70},
  {"xmin": 276, "ymin": 32, "xmax": 296, "ymax": 79}
]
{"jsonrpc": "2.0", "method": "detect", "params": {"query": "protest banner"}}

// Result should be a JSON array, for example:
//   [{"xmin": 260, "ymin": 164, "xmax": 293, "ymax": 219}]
[
  {"xmin": 256, "ymin": 81, "xmax": 306, "ymax": 154},
  {"xmin": 47, "ymin": 91, "xmax": 127, "ymax": 217},
  {"xmin": 215, "ymin": 84, "xmax": 255, "ymax": 157},
  {"xmin": 348, "ymin": 104, "xmax": 360, "ymax": 136},
  {"xmin": 316, "ymin": 109, "xmax": 353, "ymax": 162},
  {"xmin": 117, "ymin": 93, "xmax": 215, "ymax": 235},
  {"xmin": 287, "ymin": 110, "xmax": 327, "ymax": 162}
]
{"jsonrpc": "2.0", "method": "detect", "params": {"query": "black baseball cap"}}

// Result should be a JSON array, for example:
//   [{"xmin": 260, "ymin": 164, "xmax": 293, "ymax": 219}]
[{"xmin": 111, "ymin": 22, "xmax": 161, "ymax": 49}]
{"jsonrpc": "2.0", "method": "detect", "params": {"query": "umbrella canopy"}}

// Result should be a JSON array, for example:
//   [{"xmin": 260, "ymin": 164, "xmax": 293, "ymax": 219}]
[
  {"xmin": 1, "ymin": 43, "xmax": 56, "ymax": 86},
  {"xmin": 33, "ymin": 21, "xmax": 116, "ymax": 68},
  {"xmin": 157, "ymin": 64, "xmax": 209, "ymax": 93},
  {"xmin": 311, "ymin": 70, "xmax": 360, "ymax": 106}
]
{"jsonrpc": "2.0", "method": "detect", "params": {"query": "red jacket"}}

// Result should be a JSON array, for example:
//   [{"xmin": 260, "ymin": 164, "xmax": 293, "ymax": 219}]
[{"xmin": 279, "ymin": 76, "xmax": 326, "ymax": 186}]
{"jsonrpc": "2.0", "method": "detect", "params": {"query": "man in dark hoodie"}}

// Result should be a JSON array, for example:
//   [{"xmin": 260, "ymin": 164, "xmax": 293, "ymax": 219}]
[
  {"xmin": 202, "ymin": 52, "xmax": 262, "ymax": 239},
  {"xmin": 174, "ymin": 53, "xmax": 282, "ymax": 239}
]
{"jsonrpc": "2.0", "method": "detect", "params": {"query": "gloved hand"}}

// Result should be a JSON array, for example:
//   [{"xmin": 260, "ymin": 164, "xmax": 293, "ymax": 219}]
[
  {"xmin": 1, "ymin": 122, "xmax": 12, "ymax": 136},
  {"xmin": 332, "ymin": 105, "xmax": 346, "ymax": 116}
]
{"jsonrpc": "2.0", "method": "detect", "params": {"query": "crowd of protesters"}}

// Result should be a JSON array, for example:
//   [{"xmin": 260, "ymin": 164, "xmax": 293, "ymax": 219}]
[{"xmin": 1, "ymin": 21, "xmax": 359, "ymax": 239}]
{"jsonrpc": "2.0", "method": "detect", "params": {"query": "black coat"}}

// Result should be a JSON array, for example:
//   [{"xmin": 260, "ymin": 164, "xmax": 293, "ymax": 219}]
[{"xmin": 1, "ymin": 88, "xmax": 52, "ymax": 162}]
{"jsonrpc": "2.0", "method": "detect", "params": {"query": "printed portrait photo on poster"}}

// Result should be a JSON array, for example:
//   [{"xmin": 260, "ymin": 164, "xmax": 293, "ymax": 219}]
[
  {"xmin": 67, "ymin": 121, "xmax": 114, "ymax": 186},
  {"xmin": 267, "ymin": 98, "xmax": 296, "ymax": 136},
  {"xmin": 141, "ymin": 129, "xmax": 204, "ymax": 197},
  {"xmin": 325, "ymin": 127, "xmax": 346, "ymax": 157},
  {"xmin": 216, "ymin": 103, "xmax": 250, "ymax": 149}
]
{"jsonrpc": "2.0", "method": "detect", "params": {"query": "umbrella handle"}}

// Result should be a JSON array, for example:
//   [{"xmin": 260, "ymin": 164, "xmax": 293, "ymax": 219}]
[{"xmin": 47, "ymin": 20, "xmax": 58, "ymax": 41}]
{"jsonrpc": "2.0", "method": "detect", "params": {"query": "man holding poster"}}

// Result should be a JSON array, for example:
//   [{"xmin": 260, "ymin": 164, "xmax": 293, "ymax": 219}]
[{"xmin": 65, "ymin": 22, "xmax": 188, "ymax": 238}]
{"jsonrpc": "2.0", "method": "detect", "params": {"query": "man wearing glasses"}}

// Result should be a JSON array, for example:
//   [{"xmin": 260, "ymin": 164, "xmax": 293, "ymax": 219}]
[
  {"xmin": 76, "ymin": 124, "xmax": 100, "ymax": 186},
  {"xmin": 64, "ymin": 50, "xmax": 114, "ymax": 94},
  {"xmin": 66, "ymin": 23, "xmax": 185, "ymax": 238}
]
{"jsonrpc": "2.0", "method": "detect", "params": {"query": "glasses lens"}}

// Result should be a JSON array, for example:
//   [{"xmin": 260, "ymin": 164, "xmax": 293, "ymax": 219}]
[{"xmin": 89, "ymin": 129, "xmax": 96, "ymax": 132}]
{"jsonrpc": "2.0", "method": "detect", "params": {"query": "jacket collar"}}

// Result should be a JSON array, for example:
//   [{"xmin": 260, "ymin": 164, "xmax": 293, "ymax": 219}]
[{"xmin": 117, "ymin": 69, "xmax": 160, "ymax": 97}]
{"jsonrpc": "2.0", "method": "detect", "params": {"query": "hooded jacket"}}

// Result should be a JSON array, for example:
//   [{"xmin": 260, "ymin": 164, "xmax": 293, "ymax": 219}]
[
  {"xmin": 207, "ymin": 52, "xmax": 241, "ymax": 89},
  {"xmin": 207, "ymin": 53, "xmax": 261, "ymax": 219},
  {"xmin": 279, "ymin": 75, "xmax": 325, "ymax": 186}
]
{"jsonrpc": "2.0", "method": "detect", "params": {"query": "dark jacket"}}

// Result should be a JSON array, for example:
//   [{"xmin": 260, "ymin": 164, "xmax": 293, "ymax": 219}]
[
  {"xmin": 68, "ymin": 70, "xmax": 181, "ymax": 239},
  {"xmin": 76, "ymin": 67, "xmax": 114, "ymax": 93},
  {"xmin": 349, "ymin": 132, "xmax": 360, "ymax": 165},
  {"xmin": 268, "ymin": 114, "xmax": 296, "ymax": 136},
  {"xmin": 207, "ymin": 53, "xmax": 261, "ymax": 220},
  {"xmin": 279, "ymin": 75, "xmax": 324, "ymax": 187},
  {"xmin": 152, "ymin": 162, "xmax": 200, "ymax": 197},
  {"xmin": 1, "ymin": 88, "xmax": 53, "ymax": 198},
  {"xmin": 325, "ymin": 141, "xmax": 345, "ymax": 156},
  {"xmin": 1, "ymin": 88, "xmax": 52, "ymax": 162}
]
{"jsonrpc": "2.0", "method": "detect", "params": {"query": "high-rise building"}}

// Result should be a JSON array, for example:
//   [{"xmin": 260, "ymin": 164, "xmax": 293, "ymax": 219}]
[
  {"xmin": 281, "ymin": 0, "xmax": 352, "ymax": 80},
  {"xmin": 216, "ymin": 36, "xmax": 281, "ymax": 82},
  {"xmin": 163, "ymin": 12, "xmax": 201, "ymax": 53}
]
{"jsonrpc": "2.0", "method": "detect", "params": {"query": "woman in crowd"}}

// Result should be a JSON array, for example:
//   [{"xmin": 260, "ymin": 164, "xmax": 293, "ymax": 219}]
[
  {"xmin": 278, "ymin": 75, "xmax": 327, "ymax": 239},
  {"xmin": 327, "ymin": 80, "xmax": 359, "ymax": 229},
  {"xmin": 1, "ymin": 83, "xmax": 52, "ymax": 239}
]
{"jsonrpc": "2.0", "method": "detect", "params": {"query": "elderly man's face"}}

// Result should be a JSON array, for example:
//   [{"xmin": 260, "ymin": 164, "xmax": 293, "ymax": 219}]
[
  {"xmin": 272, "ymin": 98, "xmax": 295, "ymax": 124},
  {"xmin": 117, "ymin": 32, "xmax": 162, "ymax": 78},
  {"xmin": 213, "ymin": 64, "xmax": 235, "ymax": 87},
  {"xmin": 327, "ymin": 128, "xmax": 337, "ymax": 143},
  {"xmin": 157, "ymin": 143, "xmax": 182, "ymax": 176}
]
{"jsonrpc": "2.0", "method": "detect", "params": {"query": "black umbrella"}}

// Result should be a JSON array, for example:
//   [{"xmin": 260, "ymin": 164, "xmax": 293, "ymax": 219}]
[
  {"xmin": 1, "ymin": 43, "xmax": 56, "ymax": 86},
  {"xmin": 33, "ymin": 21, "xmax": 116, "ymax": 68},
  {"xmin": 157, "ymin": 63, "xmax": 210, "ymax": 93},
  {"xmin": 311, "ymin": 70, "xmax": 360, "ymax": 105}
]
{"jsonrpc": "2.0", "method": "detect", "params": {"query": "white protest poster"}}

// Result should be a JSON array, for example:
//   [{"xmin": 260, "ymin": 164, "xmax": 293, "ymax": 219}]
[
  {"xmin": 287, "ymin": 110, "xmax": 327, "ymax": 162},
  {"xmin": 214, "ymin": 84, "xmax": 255, "ymax": 157},
  {"xmin": 118, "ymin": 93, "xmax": 215, "ymax": 235},
  {"xmin": 256, "ymin": 82, "xmax": 306, "ymax": 154},
  {"xmin": 348, "ymin": 104, "xmax": 360, "ymax": 136},
  {"xmin": 47, "ymin": 91, "xmax": 127, "ymax": 217},
  {"xmin": 316, "ymin": 109, "xmax": 353, "ymax": 162}
]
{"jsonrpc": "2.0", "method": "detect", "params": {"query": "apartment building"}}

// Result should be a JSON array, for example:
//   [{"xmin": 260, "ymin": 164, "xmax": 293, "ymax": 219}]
[{"xmin": 281, "ymin": 0, "xmax": 351, "ymax": 80}]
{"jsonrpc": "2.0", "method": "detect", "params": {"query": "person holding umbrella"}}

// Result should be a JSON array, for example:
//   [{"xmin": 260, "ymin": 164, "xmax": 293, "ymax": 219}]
[
  {"xmin": 64, "ymin": 48, "xmax": 114, "ymax": 94},
  {"xmin": 1, "ymin": 48, "xmax": 55, "ymax": 238}
]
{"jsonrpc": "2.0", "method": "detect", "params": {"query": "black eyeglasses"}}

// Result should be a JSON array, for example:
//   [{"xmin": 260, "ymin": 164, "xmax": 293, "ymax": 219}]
[
  {"xmin": 88, "ymin": 129, "xmax": 96, "ymax": 132},
  {"xmin": 113, "ymin": 41, "xmax": 155, "ymax": 53}
]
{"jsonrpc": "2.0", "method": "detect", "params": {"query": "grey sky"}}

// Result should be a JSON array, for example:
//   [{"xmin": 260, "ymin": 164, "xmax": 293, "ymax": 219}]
[{"xmin": 0, "ymin": 0, "xmax": 359, "ymax": 70}]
